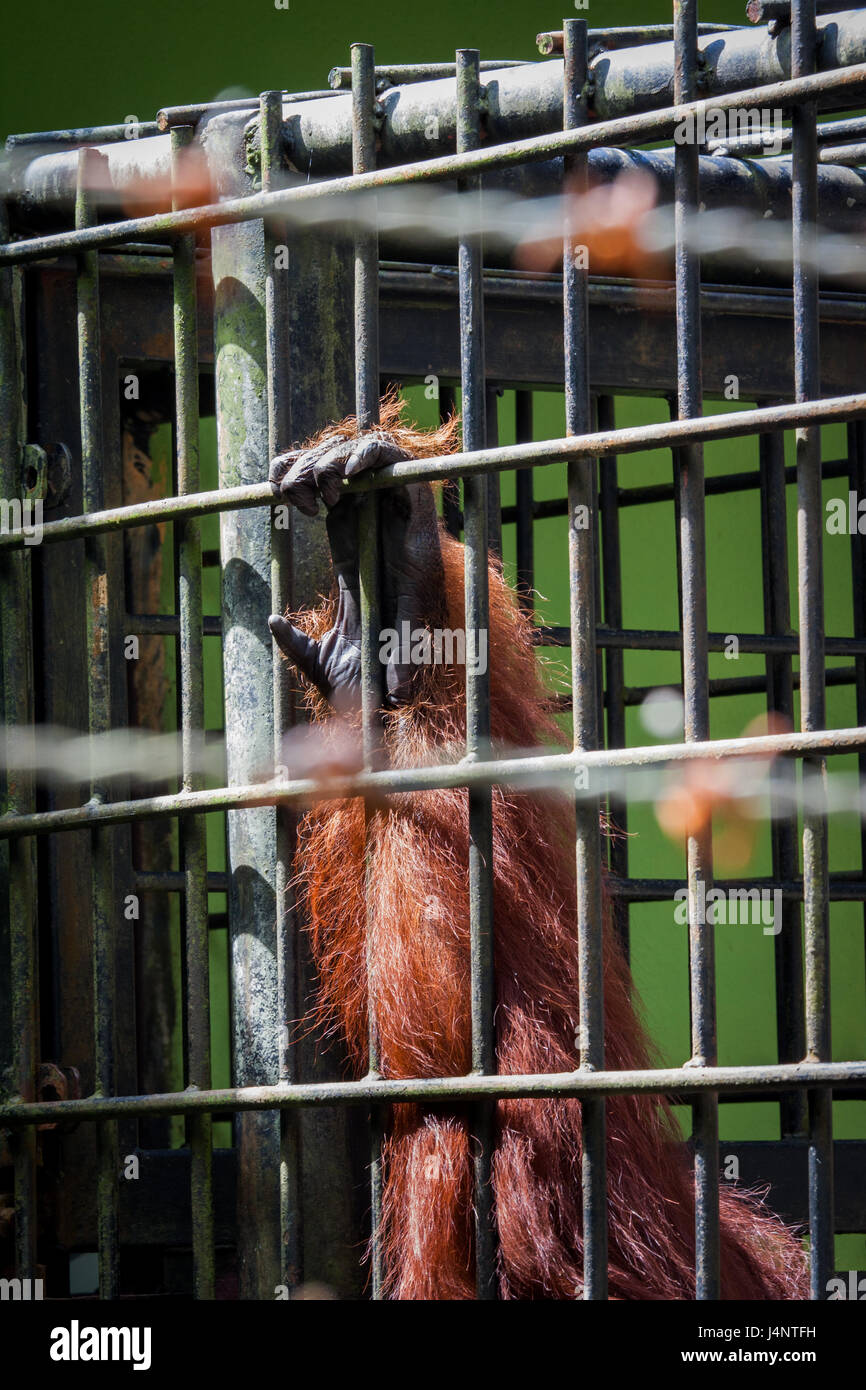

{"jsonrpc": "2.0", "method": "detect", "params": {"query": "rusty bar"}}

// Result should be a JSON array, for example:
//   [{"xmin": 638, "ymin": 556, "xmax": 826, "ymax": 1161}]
[
  {"xmin": 792, "ymin": 0, "xmax": 835, "ymax": 1301},
  {"xmin": 0, "ymin": 200, "xmax": 38, "ymax": 1284},
  {"xmin": 77, "ymin": 147, "xmax": 120, "ymax": 1300},
  {"xmin": 351, "ymin": 40, "xmax": 387, "ymax": 1300},
  {"xmin": 563, "ymin": 18, "xmax": 608, "ymax": 1302},
  {"xmin": 261, "ymin": 88, "xmax": 302, "ymax": 1296},
  {"xmin": 171, "ymin": 125, "xmax": 214, "ymax": 1300},
  {"xmin": 457, "ymin": 45, "xmax": 497, "ymax": 1302}
]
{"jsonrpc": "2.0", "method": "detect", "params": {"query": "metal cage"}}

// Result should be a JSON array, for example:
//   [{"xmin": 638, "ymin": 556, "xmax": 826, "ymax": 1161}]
[{"xmin": 1, "ymin": 3, "xmax": 866, "ymax": 1301}]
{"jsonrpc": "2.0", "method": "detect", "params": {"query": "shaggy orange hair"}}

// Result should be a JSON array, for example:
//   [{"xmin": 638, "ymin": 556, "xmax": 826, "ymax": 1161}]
[{"xmin": 282, "ymin": 397, "xmax": 810, "ymax": 1300}]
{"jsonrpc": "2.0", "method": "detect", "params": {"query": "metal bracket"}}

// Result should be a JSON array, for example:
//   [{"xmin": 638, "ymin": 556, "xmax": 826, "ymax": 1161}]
[{"xmin": 22, "ymin": 442, "xmax": 72, "ymax": 510}]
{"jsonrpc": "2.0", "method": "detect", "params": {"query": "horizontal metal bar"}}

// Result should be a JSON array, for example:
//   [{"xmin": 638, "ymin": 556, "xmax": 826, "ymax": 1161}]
[
  {"xmin": 156, "ymin": 91, "xmax": 340, "ymax": 130},
  {"xmin": 328, "ymin": 60, "xmax": 524, "ymax": 89},
  {"xmin": 2, "ymin": 1061, "xmax": 864, "ymax": 1127},
  {"xmin": 589, "ymin": 627, "xmax": 866, "ymax": 656},
  {"xmin": 1, "ymin": 725, "xmax": 864, "ymax": 841},
  {"xmin": 819, "ymin": 139, "xmax": 866, "ymax": 164},
  {"xmin": 125, "ymin": 613, "xmax": 222, "ymax": 637},
  {"xmin": 707, "ymin": 111, "xmax": 866, "ymax": 155},
  {"xmin": 4, "ymin": 64, "xmax": 866, "ymax": 266},
  {"xmin": 134, "ymin": 870, "xmax": 228, "ymax": 894},
  {"xmin": 2, "ymin": 392, "xmax": 865, "ymax": 551},
  {"xmin": 536, "ymin": 24, "xmax": 744, "ymax": 56},
  {"xmin": 746, "ymin": 0, "xmax": 842, "ymax": 21},
  {"xmin": 619, "ymin": 664, "xmax": 858, "ymax": 704},
  {"xmin": 608, "ymin": 874, "xmax": 866, "ymax": 902},
  {"xmin": 5, "ymin": 122, "xmax": 161, "ymax": 147}
]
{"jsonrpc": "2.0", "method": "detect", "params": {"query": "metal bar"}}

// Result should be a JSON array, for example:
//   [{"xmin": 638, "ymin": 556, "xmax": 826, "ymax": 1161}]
[
  {"xmin": 157, "ymin": 93, "xmax": 340, "ymax": 130},
  {"xmin": 457, "ymin": 46, "xmax": 496, "ymax": 1302},
  {"xmin": 485, "ymin": 387, "xmax": 502, "ymax": 558},
  {"xmin": 351, "ymin": 40, "xmax": 386, "ymax": 1301},
  {"xmin": 211, "ymin": 112, "xmax": 280, "ymax": 1301},
  {"xmin": 792, "ymin": 0, "xmax": 835, "ymax": 1301},
  {"xmin": 563, "ymin": 18, "xmax": 608, "ymax": 1302},
  {"xmin": 707, "ymin": 112, "xmax": 866, "ymax": 155},
  {"xmin": 609, "ymin": 875, "xmax": 866, "ymax": 902},
  {"xmin": 261, "ymin": 87, "xmax": 302, "ymax": 1298},
  {"xmin": 598, "ymin": 395, "xmax": 629, "ymax": 960},
  {"xmin": 4, "ymin": 394, "xmax": 866, "ymax": 552},
  {"xmin": 609, "ymin": 454, "xmax": 854, "ymax": 510},
  {"xmin": 7, "ymin": 61, "xmax": 866, "ymax": 265},
  {"xmin": 134, "ymin": 870, "xmax": 228, "ymax": 894},
  {"xmin": 0, "ymin": 201, "xmax": 38, "ymax": 1285},
  {"xmin": 613, "ymin": 664, "xmax": 859, "ymax": 704},
  {"xmin": 759, "ymin": 430, "xmax": 807, "ymax": 1139},
  {"xmin": 329, "ymin": 60, "xmax": 524, "ymax": 89},
  {"xmin": 514, "ymin": 392, "xmax": 534, "ymax": 611},
  {"xmin": 6, "ymin": 122, "xmax": 161, "ymax": 146},
  {"xmin": 439, "ymin": 385, "xmax": 461, "ymax": 537},
  {"xmin": 2, "ymin": 1060, "xmax": 865, "ymax": 1128},
  {"xmin": 849, "ymin": 421, "xmax": 866, "ymax": 1008},
  {"xmin": 747, "ymin": 0, "xmax": 842, "ymax": 22},
  {"xmin": 674, "ymin": 0, "xmax": 719, "ymax": 1302},
  {"xmin": 2, "ymin": 722, "xmax": 865, "ymax": 840},
  {"xmin": 171, "ymin": 125, "xmax": 214, "ymax": 1300},
  {"xmin": 77, "ymin": 147, "xmax": 120, "ymax": 1301},
  {"xmin": 125, "ymin": 613, "xmax": 221, "ymax": 636},
  {"xmin": 537, "ymin": 24, "xmax": 744, "ymax": 56}
]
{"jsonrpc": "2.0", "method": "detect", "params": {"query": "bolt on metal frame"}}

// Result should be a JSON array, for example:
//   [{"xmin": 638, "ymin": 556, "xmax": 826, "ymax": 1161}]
[{"xmin": 2, "ymin": 4, "xmax": 866, "ymax": 1301}]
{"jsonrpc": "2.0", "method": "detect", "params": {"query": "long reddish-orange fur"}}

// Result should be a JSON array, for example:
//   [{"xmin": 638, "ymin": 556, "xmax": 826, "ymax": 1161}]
[{"xmin": 284, "ymin": 399, "xmax": 810, "ymax": 1300}]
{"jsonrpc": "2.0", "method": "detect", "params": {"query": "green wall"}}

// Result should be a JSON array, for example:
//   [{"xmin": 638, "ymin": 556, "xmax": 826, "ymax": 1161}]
[{"xmin": 4, "ymin": 0, "xmax": 863, "ymax": 1276}]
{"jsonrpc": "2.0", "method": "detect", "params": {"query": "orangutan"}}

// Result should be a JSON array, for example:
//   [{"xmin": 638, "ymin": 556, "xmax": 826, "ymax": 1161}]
[{"xmin": 267, "ymin": 394, "xmax": 809, "ymax": 1300}]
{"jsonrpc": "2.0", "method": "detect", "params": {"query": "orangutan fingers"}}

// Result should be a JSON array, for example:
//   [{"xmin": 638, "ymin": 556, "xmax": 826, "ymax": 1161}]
[
  {"xmin": 344, "ymin": 433, "xmax": 412, "ymax": 479},
  {"xmin": 268, "ymin": 615, "xmax": 328, "ymax": 697}
]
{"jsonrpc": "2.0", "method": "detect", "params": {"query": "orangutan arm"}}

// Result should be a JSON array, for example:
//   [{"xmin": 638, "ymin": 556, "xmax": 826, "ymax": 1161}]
[{"xmin": 267, "ymin": 431, "xmax": 443, "ymax": 712}]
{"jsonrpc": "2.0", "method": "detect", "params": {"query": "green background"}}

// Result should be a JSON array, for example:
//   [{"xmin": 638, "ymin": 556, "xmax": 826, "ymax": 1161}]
[{"xmin": 3, "ymin": 0, "xmax": 863, "ymax": 1275}]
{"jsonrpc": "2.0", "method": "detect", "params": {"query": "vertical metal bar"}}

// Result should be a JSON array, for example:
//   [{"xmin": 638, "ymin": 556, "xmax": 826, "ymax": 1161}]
[
  {"xmin": 758, "ymin": 430, "xmax": 807, "ymax": 1139},
  {"xmin": 261, "ymin": 88, "xmax": 302, "ymax": 1295},
  {"xmin": 457, "ymin": 45, "xmax": 496, "ymax": 1302},
  {"xmin": 598, "ymin": 394, "xmax": 629, "ymax": 961},
  {"xmin": 674, "ymin": 0, "xmax": 719, "ymax": 1300},
  {"xmin": 212, "ymin": 116, "xmax": 280, "ymax": 1301},
  {"xmin": 171, "ymin": 125, "xmax": 214, "ymax": 1300},
  {"xmin": 848, "ymin": 421, "xmax": 866, "ymax": 998},
  {"xmin": 440, "ymin": 385, "xmax": 461, "ymax": 537},
  {"xmin": 486, "ymin": 386, "xmax": 502, "ymax": 558},
  {"xmin": 792, "ymin": 0, "xmax": 834, "ymax": 1300},
  {"xmin": 514, "ymin": 391, "xmax": 534, "ymax": 612},
  {"xmin": 351, "ymin": 41, "xmax": 386, "ymax": 1300},
  {"xmin": 0, "ymin": 203, "xmax": 38, "ymax": 1284},
  {"xmin": 76, "ymin": 147, "xmax": 119, "ymax": 1300},
  {"xmin": 564, "ymin": 18, "xmax": 608, "ymax": 1301}
]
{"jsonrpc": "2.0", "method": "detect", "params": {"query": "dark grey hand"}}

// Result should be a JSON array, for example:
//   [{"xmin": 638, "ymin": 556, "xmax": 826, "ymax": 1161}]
[{"xmin": 268, "ymin": 430, "xmax": 444, "ymax": 711}]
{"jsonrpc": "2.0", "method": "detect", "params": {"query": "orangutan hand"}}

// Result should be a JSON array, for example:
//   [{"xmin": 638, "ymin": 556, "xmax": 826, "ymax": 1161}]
[{"xmin": 268, "ymin": 430, "xmax": 443, "ymax": 712}]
